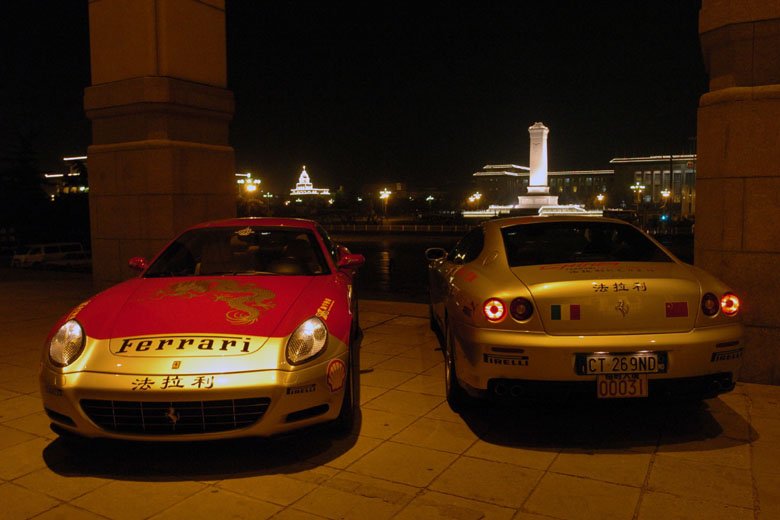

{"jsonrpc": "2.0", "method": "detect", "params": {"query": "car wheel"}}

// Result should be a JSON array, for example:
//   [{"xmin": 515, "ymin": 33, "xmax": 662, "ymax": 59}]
[
  {"xmin": 332, "ymin": 361, "xmax": 357, "ymax": 434},
  {"xmin": 429, "ymin": 303, "xmax": 445, "ymax": 347},
  {"xmin": 332, "ymin": 324, "xmax": 360, "ymax": 435},
  {"xmin": 444, "ymin": 321, "xmax": 470, "ymax": 411}
]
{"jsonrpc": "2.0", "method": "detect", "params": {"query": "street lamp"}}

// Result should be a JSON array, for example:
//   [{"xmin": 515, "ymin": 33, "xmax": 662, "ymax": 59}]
[
  {"xmin": 596, "ymin": 193, "xmax": 605, "ymax": 210},
  {"xmin": 468, "ymin": 191, "xmax": 482, "ymax": 206},
  {"xmin": 379, "ymin": 188, "xmax": 391, "ymax": 216},
  {"xmin": 630, "ymin": 182, "xmax": 646, "ymax": 228},
  {"xmin": 630, "ymin": 182, "xmax": 645, "ymax": 203}
]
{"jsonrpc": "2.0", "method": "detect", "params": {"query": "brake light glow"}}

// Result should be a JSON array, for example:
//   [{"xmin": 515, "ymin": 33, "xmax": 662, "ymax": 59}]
[
  {"xmin": 720, "ymin": 293, "xmax": 740, "ymax": 316},
  {"xmin": 483, "ymin": 298, "xmax": 506, "ymax": 322}
]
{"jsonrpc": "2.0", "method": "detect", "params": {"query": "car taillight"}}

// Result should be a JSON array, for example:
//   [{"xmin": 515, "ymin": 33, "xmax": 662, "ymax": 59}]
[
  {"xmin": 701, "ymin": 293, "xmax": 719, "ymax": 316},
  {"xmin": 510, "ymin": 297, "xmax": 534, "ymax": 321},
  {"xmin": 720, "ymin": 293, "xmax": 740, "ymax": 316},
  {"xmin": 483, "ymin": 298, "xmax": 506, "ymax": 322}
]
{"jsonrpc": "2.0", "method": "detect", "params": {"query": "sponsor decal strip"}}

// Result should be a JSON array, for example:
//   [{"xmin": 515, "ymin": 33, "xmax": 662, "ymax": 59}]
[
  {"xmin": 316, "ymin": 298, "xmax": 335, "ymax": 320},
  {"xmin": 483, "ymin": 353, "xmax": 529, "ymax": 366},
  {"xmin": 287, "ymin": 384, "xmax": 316, "ymax": 395},
  {"xmin": 66, "ymin": 299, "xmax": 91, "ymax": 321},
  {"xmin": 711, "ymin": 348, "xmax": 743, "ymax": 362}
]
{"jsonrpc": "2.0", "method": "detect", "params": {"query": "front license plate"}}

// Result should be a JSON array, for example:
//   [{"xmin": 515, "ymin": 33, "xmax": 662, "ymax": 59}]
[
  {"xmin": 579, "ymin": 352, "xmax": 666, "ymax": 375},
  {"xmin": 597, "ymin": 374, "xmax": 648, "ymax": 399}
]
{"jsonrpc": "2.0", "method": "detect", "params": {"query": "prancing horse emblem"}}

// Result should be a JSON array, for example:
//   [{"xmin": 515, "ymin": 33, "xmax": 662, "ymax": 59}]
[
  {"xmin": 615, "ymin": 299, "xmax": 629, "ymax": 318},
  {"xmin": 165, "ymin": 406, "xmax": 180, "ymax": 425}
]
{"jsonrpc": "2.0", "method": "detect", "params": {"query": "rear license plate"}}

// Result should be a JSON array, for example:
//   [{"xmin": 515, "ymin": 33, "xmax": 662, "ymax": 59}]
[
  {"xmin": 597, "ymin": 374, "xmax": 648, "ymax": 399},
  {"xmin": 578, "ymin": 352, "xmax": 666, "ymax": 375}
]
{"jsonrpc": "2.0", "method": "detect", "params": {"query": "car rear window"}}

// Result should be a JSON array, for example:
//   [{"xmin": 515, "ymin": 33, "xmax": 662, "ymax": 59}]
[
  {"xmin": 501, "ymin": 221, "xmax": 672, "ymax": 267},
  {"xmin": 145, "ymin": 226, "xmax": 330, "ymax": 277}
]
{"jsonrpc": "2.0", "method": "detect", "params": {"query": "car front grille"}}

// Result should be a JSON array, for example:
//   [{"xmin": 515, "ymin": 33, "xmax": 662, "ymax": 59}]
[{"xmin": 80, "ymin": 397, "xmax": 271, "ymax": 435}]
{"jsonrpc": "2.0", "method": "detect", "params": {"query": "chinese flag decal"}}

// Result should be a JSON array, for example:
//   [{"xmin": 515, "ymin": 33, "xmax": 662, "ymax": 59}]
[{"xmin": 665, "ymin": 302, "xmax": 688, "ymax": 318}]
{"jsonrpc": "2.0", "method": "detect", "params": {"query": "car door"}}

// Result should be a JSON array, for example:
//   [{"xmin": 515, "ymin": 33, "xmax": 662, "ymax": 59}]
[{"xmin": 432, "ymin": 227, "xmax": 485, "ymax": 321}]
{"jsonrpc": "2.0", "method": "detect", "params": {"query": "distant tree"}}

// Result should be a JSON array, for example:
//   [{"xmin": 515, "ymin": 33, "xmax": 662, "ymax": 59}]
[{"xmin": 0, "ymin": 130, "xmax": 49, "ymax": 241}]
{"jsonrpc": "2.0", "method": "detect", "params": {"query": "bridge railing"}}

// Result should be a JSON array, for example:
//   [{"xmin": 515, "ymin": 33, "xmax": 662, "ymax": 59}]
[{"xmin": 325, "ymin": 223, "xmax": 471, "ymax": 234}]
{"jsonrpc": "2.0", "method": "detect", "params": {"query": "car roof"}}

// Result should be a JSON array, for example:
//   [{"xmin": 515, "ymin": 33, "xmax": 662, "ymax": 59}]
[
  {"xmin": 482, "ymin": 215, "xmax": 633, "ymax": 230},
  {"xmin": 188, "ymin": 217, "xmax": 320, "ymax": 231}
]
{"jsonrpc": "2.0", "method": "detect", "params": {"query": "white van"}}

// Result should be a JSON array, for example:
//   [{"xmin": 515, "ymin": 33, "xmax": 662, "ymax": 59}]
[{"xmin": 11, "ymin": 242, "xmax": 84, "ymax": 268}]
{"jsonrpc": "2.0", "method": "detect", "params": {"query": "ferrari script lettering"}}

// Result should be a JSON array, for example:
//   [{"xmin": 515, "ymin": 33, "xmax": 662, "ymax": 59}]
[{"xmin": 116, "ymin": 336, "xmax": 252, "ymax": 355}]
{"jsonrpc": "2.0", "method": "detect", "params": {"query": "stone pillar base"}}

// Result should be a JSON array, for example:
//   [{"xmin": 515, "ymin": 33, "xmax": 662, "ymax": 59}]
[{"xmin": 517, "ymin": 194, "xmax": 560, "ymax": 208}]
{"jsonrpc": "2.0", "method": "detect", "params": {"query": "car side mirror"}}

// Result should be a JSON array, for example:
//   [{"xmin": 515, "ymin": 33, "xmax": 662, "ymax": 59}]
[
  {"xmin": 128, "ymin": 256, "xmax": 148, "ymax": 272},
  {"xmin": 337, "ymin": 253, "xmax": 365, "ymax": 269},
  {"xmin": 425, "ymin": 247, "xmax": 448, "ymax": 261}
]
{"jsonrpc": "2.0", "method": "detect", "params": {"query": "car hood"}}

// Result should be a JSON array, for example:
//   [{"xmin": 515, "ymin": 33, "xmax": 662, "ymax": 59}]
[
  {"xmin": 74, "ymin": 275, "xmax": 320, "ymax": 340},
  {"xmin": 509, "ymin": 261, "xmax": 701, "ymax": 335}
]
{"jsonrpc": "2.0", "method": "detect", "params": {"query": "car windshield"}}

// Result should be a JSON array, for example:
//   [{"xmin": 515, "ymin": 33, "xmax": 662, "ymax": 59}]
[
  {"xmin": 501, "ymin": 221, "xmax": 673, "ymax": 267},
  {"xmin": 144, "ymin": 226, "xmax": 330, "ymax": 277}
]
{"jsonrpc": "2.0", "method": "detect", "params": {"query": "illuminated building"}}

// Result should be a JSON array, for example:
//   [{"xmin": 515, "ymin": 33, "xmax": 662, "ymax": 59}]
[
  {"xmin": 473, "ymin": 153, "xmax": 696, "ymax": 221},
  {"xmin": 44, "ymin": 156, "xmax": 89, "ymax": 200},
  {"xmin": 290, "ymin": 166, "xmax": 330, "ymax": 196}
]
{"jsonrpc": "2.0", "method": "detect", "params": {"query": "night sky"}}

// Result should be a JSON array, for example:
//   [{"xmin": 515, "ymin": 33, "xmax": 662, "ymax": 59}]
[{"xmin": 2, "ymin": 1, "xmax": 706, "ymax": 193}]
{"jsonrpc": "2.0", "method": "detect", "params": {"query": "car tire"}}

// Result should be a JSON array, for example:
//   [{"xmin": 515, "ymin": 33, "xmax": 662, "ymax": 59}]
[
  {"xmin": 332, "ymin": 361, "xmax": 357, "ymax": 435},
  {"xmin": 332, "ymin": 319, "xmax": 360, "ymax": 435},
  {"xmin": 444, "ymin": 320, "xmax": 471, "ymax": 411}
]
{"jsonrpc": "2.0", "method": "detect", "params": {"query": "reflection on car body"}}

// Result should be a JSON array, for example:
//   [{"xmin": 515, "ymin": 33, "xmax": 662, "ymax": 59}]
[
  {"xmin": 40, "ymin": 218, "xmax": 365, "ymax": 440},
  {"xmin": 426, "ymin": 216, "xmax": 743, "ymax": 407}
]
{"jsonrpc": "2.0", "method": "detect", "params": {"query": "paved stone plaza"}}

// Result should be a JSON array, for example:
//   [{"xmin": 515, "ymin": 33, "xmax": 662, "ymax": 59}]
[{"xmin": 0, "ymin": 269, "xmax": 779, "ymax": 519}]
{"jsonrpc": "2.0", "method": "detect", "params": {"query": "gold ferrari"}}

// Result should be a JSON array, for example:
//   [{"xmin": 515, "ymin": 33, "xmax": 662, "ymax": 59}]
[{"xmin": 426, "ymin": 216, "xmax": 743, "ymax": 407}]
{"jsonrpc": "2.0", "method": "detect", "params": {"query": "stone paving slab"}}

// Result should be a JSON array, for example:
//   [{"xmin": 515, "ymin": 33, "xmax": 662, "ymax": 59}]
[{"xmin": 1, "ymin": 269, "xmax": 779, "ymax": 519}]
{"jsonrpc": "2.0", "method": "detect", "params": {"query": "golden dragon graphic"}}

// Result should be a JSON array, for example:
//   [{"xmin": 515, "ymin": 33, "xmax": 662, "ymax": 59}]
[{"xmin": 157, "ymin": 280, "xmax": 276, "ymax": 325}]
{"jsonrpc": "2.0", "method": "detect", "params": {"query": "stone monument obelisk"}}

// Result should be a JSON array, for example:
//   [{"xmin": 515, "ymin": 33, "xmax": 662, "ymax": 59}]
[{"xmin": 518, "ymin": 122, "xmax": 559, "ymax": 208}]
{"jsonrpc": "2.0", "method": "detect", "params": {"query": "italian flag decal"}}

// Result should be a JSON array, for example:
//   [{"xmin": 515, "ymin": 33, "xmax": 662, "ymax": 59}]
[{"xmin": 551, "ymin": 304, "xmax": 581, "ymax": 320}]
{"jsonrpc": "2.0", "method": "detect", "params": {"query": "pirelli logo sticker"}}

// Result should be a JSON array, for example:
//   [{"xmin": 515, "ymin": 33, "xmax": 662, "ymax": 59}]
[
  {"xmin": 484, "ymin": 353, "xmax": 529, "ymax": 366},
  {"xmin": 711, "ymin": 348, "xmax": 743, "ymax": 362}
]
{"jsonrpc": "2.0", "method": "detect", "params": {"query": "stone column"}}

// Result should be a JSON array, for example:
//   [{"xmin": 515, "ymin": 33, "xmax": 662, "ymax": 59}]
[
  {"xmin": 85, "ymin": 0, "xmax": 235, "ymax": 288},
  {"xmin": 528, "ymin": 122, "xmax": 550, "ymax": 193},
  {"xmin": 698, "ymin": 3, "xmax": 780, "ymax": 384}
]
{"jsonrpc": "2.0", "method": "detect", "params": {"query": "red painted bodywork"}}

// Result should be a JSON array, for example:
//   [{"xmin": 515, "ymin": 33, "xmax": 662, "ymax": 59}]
[{"xmin": 53, "ymin": 218, "xmax": 358, "ymax": 344}]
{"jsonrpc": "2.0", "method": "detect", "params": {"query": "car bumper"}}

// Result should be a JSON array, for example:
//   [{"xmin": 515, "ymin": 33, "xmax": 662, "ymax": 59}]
[
  {"xmin": 451, "ymin": 320, "xmax": 744, "ymax": 399},
  {"xmin": 39, "ymin": 353, "xmax": 349, "ymax": 441}
]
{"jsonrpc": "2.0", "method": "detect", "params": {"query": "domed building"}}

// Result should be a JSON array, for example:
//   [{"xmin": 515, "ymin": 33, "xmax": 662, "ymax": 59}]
[{"xmin": 290, "ymin": 166, "xmax": 330, "ymax": 197}]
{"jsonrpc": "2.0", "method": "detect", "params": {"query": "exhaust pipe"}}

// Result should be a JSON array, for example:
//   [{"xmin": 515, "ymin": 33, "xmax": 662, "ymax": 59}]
[
  {"xmin": 494, "ymin": 383, "xmax": 507, "ymax": 396},
  {"xmin": 510, "ymin": 385, "xmax": 522, "ymax": 398}
]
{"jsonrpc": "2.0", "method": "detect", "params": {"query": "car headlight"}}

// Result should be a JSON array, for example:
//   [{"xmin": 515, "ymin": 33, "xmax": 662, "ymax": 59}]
[
  {"xmin": 286, "ymin": 317, "xmax": 328, "ymax": 365},
  {"xmin": 49, "ymin": 319, "xmax": 85, "ymax": 367}
]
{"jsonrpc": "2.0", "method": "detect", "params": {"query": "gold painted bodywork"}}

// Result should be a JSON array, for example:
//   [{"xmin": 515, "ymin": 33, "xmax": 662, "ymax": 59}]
[
  {"xmin": 40, "ymin": 334, "xmax": 351, "ymax": 440},
  {"xmin": 429, "ymin": 216, "xmax": 744, "ymax": 399}
]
